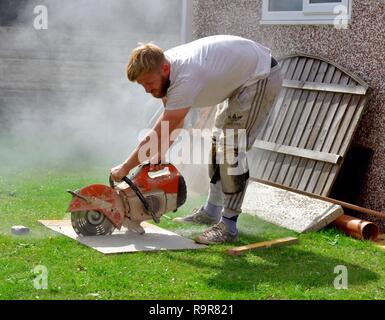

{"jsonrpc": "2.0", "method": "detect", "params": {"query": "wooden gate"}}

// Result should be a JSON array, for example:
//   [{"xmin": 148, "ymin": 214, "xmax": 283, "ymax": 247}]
[{"xmin": 249, "ymin": 53, "xmax": 370, "ymax": 196}]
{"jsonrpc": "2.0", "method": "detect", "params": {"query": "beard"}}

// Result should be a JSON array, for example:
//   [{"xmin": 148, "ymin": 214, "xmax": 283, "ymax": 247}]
[{"xmin": 152, "ymin": 75, "xmax": 170, "ymax": 98}]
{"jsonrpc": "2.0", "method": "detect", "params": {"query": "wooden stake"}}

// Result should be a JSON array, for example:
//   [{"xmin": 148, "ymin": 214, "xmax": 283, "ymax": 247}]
[{"xmin": 226, "ymin": 237, "xmax": 298, "ymax": 256}]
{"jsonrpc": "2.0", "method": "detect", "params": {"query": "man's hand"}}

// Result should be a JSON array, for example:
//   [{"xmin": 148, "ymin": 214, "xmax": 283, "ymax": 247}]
[{"xmin": 110, "ymin": 162, "xmax": 131, "ymax": 182}]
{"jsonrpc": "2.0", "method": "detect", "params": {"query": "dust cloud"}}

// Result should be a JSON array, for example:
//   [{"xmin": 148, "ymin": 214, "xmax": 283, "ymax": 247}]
[
  {"xmin": 0, "ymin": 0, "xmax": 184, "ymax": 171},
  {"xmin": 0, "ymin": 0, "xmax": 214, "ymax": 215}
]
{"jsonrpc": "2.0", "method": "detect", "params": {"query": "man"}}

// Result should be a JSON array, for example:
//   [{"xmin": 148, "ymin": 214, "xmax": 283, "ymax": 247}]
[{"xmin": 110, "ymin": 35, "xmax": 283, "ymax": 244}]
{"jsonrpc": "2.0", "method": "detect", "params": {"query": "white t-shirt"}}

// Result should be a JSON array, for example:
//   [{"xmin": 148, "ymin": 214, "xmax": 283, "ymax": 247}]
[{"xmin": 164, "ymin": 35, "xmax": 272, "ymax": 110}]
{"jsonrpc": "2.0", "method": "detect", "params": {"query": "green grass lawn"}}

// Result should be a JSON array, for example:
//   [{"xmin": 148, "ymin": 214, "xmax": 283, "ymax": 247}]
[{"xmin": 0, "ymin": 167, "xmax": 384, "ymax": 300}]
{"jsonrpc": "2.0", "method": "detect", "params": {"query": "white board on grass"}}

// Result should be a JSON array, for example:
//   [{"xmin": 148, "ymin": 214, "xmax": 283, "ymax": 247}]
[{"xmin": 39, "ymin": 220, "xmax": 206, "ymax": 254}]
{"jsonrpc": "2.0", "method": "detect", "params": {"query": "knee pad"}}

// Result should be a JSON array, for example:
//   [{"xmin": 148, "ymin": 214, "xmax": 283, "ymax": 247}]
[
  {"xmin": 209, "ymin": 136, "xmax": 249, "ymax": 193},
  {"xmin": 219, "ymin": 163, "xmax": 249, "ymax": 194}
]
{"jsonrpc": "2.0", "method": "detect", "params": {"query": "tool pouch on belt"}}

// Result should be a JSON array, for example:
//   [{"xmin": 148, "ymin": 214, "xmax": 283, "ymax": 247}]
[{"xmin": 219, "ymin": 165, "xmax": 249, "ymax": 194}]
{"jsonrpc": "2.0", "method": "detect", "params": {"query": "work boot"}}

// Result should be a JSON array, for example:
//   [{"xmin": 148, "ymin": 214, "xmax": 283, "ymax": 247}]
[
  {"xmin": 173, "ymin": 206, "xmax": 220, "ymax": 225},
  {"xmin": 194, "ymin": 221, "xmax": 237, "ymax": 244}
]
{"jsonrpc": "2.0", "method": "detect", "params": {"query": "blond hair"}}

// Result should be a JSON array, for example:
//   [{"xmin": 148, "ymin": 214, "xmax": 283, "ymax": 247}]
[{"xmin": 126, "ymin": 43, "xmax": 165, "ymax": 82}]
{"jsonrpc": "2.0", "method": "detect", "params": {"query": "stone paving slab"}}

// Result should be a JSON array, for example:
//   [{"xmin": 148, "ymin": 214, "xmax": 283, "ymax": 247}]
[{"xmin": 242, "ymin": 181, "xmax": 344, "ymax": 233}]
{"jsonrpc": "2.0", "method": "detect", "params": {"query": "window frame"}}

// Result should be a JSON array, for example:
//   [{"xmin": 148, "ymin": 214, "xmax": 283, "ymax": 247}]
[
  {"xmin": 261, "ymin": 0, "xmax": 351, "ymax": 25},
  {"xmin": 181, "ymin": 0, "xmax": 193, "ymax": 43},
  {"xmin": 303, "ymin": 0, "xmax": 349, "ymax": 15}
]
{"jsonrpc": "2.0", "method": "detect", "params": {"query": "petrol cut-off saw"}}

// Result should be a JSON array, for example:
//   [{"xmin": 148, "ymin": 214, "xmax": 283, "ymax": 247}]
[{"xmin": 66, "ymin": 162, "xmax": 186, "ymax": 236}]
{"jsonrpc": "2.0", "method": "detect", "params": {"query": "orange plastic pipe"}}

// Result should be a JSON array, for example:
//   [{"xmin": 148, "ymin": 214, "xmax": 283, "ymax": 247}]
[{"xmin": 332, "ymin": 214, "xmax": 379, "ymax": 241}]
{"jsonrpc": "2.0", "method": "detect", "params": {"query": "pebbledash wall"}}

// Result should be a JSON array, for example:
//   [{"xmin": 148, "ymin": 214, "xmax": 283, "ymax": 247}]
[{"xmin": 191, "ymin": 0, "xmax": 385, "ymax": 213}]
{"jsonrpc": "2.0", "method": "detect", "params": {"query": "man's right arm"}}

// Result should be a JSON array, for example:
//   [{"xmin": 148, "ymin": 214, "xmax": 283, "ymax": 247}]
[{"xmin": 110, "ymin": 105, "xmax": 190, "ymax": 181}]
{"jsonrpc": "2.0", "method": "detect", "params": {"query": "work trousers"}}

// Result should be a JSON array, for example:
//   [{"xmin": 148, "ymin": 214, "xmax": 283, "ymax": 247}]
[{"xmin": 207, "ymin": 63, "xmax": 283, "ymax": 218}]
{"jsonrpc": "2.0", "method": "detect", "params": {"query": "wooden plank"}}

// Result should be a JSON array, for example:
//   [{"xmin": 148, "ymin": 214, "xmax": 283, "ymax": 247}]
[
  {"xmin": 336, "ymin": 95, "xmax": 368, "ymax": 157},
  {"xmin": 268, "ymin": 153, "xmax": 285, "ymax": 181},
  {"xmin": 256, "ymin": 57, "xmax": 292, "ymax": 140},
  {"xmin": 261, "ymin": 57, "xmax": 308, "ymax": 181},
  {"xmin": 283, "ymin": 60, "xmax": 327, "ymax": 186},
  {"xmin": 271, "ymin": 58, "xmax": 317, "ymax": 183},
  {"xmin": 278, "ymin": 53, "xmax": 370, "ymax": 90},
  {"xmin": 292, "ymin": 64, "xmax": 338, "ymax": 190},
  {"xmin": 276, "ymin": 154, "xmax": 294, "ymax": 185},
  {"xmin": 255, "ymin": 57, "xmax": 302, "ymax": 179},
  {"xmin": 282, "ymin": 79, "xmax": 367, "ymax": 95},
  {"xmin": 258, "ymin": 58, "xmax": 297, "ymax": 140},
  {"xmin": 287, "ymin": 62, "xmax": 338, "ymax": 188},
  {"xmin": 250, "ymin": 149, "xmax": 268, "ymax": 179},
  {"xmin": 226, "ymin": 237, "xmax": 299, "ymax": 256},
  {"xmin": 297, "ymin": 66, "xmax": 343, "ymax": 192},
  {"xmin": 321, "ymin": 95, "xmax": 369, "ymax": 195},
  {"xmin": 306, "ymin": 73, "xmax": 351, "ymax": 194},
  {"xmin": 253, "ymin": 140, "xmax": 341, "ymax": 164},
  {"xmin": 313, "ymin": 79, "xmax": 355, "ymax": 195},
  {"xmin": 275, "ymin": 58, "xmax": 322, "ymax": 184}
]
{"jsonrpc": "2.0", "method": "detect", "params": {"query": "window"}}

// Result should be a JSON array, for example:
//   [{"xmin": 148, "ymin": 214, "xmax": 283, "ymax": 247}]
[{"xmin": 261, "ymin": 0, "xmax": 351, "ymax": 25}]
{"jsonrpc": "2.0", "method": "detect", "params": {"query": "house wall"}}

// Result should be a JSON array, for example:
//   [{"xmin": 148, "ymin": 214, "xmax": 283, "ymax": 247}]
[{"xmin": 191, "ymin": 0, "xmax": 385, "ymax": 212}]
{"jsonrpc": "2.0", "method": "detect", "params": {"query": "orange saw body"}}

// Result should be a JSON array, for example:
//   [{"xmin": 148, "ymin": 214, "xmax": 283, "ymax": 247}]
[{"xmin": 66, "ymin": 162, "xmax": 186, "ymax": 236}]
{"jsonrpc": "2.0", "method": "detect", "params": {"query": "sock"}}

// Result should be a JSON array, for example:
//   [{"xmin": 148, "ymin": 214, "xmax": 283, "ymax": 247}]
[
  {"xmin": 203, "ymin": 202, "xmax": 222, "ymax": 219},
  {"xmin": 221, "ymin": 216, "xmax": 238, "ymax": 235}
]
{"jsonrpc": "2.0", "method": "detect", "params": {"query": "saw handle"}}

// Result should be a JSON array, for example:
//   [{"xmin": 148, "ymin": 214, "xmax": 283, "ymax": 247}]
[
  {"xmin": 121, "ymin": 176, "xmax": 160, "ymax": 224},
  {"xmin": 110, "ymin": 174, "xmax": 160, "ymax": 224}
]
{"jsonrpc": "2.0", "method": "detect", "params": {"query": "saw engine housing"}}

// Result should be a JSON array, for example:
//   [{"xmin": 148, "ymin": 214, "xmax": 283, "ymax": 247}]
[{"xmin": 66, "ymin": 163, "xmax": 186, "ymax": 236}]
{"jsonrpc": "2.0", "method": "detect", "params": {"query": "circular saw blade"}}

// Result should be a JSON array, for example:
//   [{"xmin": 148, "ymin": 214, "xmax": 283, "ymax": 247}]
[{"xmin": 71, "ymin": 210, "xmax": 115, "ymax": 236}]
